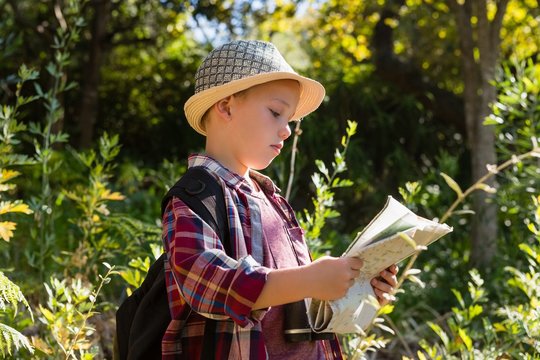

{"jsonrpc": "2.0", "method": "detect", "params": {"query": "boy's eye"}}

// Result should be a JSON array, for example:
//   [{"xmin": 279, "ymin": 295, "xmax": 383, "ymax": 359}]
[{"xmin": 269, "ymin": 109, "xmax": 280, "ymax": 118}]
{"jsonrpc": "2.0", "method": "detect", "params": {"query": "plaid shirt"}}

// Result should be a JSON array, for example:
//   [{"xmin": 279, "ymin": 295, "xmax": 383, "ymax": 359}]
[{"xmin": 161, "ymin": 154, "xmax": 342, "ymax": 359}]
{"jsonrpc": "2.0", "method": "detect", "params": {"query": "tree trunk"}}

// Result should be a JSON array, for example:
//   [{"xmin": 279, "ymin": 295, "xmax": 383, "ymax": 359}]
[
  {"xmin": 77, "ymin": 0, "xmax": 110, "ymax": 148},
  {"xmin": 449, "ymin": 0, "xmax": 508, "ymax": 267},
  {"xmin": 371, "ymin": 3, "xmax": 466, "ymax": 135}
]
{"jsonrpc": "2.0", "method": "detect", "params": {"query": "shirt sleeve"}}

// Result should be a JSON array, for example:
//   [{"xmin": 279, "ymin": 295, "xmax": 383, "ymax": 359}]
[{"xmin": 162, "ymin": 197, "xmax": 270, "ymax": 328}]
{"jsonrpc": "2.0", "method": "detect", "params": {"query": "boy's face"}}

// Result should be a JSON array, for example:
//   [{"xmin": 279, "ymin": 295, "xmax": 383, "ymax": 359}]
[{"xmin": 226, "ymin": 79, "xmax": 300, "ymax": 175}]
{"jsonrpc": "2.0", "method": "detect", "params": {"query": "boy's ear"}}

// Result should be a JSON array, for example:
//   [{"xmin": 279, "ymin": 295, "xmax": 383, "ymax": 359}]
[{"xmin": 214, "ymin": 96, "xmax": 233, "ymax": 120}]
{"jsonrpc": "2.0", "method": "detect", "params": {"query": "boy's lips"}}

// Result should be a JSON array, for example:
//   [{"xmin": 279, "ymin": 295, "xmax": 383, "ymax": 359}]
[{"xmin": 271, "ymin": 143, "xmax": 283, "ymax": 154}]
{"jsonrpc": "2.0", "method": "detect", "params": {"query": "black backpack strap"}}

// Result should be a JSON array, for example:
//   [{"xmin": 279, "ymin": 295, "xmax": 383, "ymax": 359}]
[{"xmin": 161, "ymin": 166, "xmax": 230, "ymax": 253}]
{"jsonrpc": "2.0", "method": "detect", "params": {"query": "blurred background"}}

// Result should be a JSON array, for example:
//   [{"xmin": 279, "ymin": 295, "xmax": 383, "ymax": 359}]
[{"xmin": 0, "ymin": 0, "xmax": 539, "ymax": 358}]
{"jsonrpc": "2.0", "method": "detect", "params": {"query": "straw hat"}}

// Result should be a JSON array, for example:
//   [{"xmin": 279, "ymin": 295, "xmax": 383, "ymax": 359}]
[{"xmin": 184, "ymin": 40, "xmax": 325, "ymax": 136}]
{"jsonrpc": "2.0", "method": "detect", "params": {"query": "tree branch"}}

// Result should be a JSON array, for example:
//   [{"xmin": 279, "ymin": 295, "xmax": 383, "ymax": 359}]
[{"xmin": 54, "ymin": 0, "xmax": 68, "ymax": 32}]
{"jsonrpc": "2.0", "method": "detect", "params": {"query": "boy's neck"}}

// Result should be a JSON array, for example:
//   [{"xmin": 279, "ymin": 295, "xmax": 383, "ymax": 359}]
[{"xmin": 204, "ymin": 148, "xmax": 250, "ymax": 179}]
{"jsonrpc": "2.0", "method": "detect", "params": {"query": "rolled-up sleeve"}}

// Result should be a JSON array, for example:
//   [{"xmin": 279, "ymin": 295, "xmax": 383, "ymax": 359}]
[{"xmin": 162, "ymin": 197, "xmax": 270, "ymax": 328}]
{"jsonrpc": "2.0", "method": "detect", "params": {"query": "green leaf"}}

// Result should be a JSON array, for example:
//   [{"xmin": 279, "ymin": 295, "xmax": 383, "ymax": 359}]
[
  {"xmin": 346, "ymin": 120, "xmax": 357, "ymax": 136},
  {"xmin": 483, "ymin": 115, "xmax": 504, "ymax": 125},
  {"xmin": 408, "ymin": 275, "xmax": 425, "ymax": 288},
  {"xmin": 0, "ymin": 323, "xmax": 34, "ymax": 356},
  {"xmin": 404, "ymin": 268, "xmax": 422, "ymax": 276},
  {"xmin": 46, "ymin": 63, "xmax": 58, "ymax": 77},
  {"xmin": 315, "ymin": 160, "xmax": 329, "ymax": 179},
  {"xmin": 458, "ymin": 328, "xmax": 473, "ymax": 351},
  {"xmin": 399, "ymin": 232, "xmax": 417, "ymax": 249},
  {"xmin": 440, "ymin": 172, "xmax": 464, "ymax": 198},
  {"xmin": 451, "ymin": 288, "xmax": 465, "ymax": 308},
  {"xmin": 468, "ymin": 304, "xmax": 483, "ymax": 320},
  {"xmin": 17, "ymin": 64, "xmax": 39, "ymax": 81},
  {"xmin": 375, "ymin": 322, "xmax": 395, "ymax": 335},
  {"xmin": 378, "ymin": 304, "xmax": 394, "ymax": 315},
  {"xmin": 38, "ymin": 305, "xmax": 55, "ymax": 323},
  {"xmin": 427, "ymin": 321, "xmax": 449, "ymax": 348},
  {"xmin": 34, "ymin": 82, "xmax": 44, "ymax": 97},
  {"xmin": 475, "ymin": 183, "xmax": 497, "ymax": 194}
]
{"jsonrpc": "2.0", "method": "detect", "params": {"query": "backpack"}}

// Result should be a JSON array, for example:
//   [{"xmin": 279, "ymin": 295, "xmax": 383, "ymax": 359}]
[{"xmin": 115, "ymin": 167, "xmax": 230, "ymax": 360}]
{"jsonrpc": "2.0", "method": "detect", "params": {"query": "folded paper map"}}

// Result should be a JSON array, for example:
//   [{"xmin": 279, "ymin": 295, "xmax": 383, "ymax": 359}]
[{"xmin": 307, "ymin": 196, "xmax": 453, "ymax": 334}]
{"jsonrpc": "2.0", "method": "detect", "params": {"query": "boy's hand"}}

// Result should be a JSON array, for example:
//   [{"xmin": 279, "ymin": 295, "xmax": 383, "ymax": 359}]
[
  {"xmin": 307, "ymin": 256, "xmax": 363, "ymax": 301},
  {"xmin": 370, "ymin": 264, "xmax": 398, "ymax": 306}
]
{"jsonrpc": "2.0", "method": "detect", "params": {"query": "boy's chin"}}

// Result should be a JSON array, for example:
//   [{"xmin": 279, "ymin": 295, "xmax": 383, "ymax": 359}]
[{"xmin": 249, "ymin": 158, "xmax": 275, "ymax": 171}]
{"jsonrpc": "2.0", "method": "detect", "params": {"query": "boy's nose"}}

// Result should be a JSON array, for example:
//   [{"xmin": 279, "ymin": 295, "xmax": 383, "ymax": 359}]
[{"xmin": 279, "ymin": 122, "xmax": 292, "ymax": 140}]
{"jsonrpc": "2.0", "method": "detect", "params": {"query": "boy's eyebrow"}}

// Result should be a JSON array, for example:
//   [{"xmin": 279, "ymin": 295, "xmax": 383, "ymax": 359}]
[{"xmin": 271, "ymin": 98, "xmax": 291, "ymax": 108}]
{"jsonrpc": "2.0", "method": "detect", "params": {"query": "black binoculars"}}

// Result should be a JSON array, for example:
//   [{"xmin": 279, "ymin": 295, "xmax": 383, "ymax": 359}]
[{"xmin": 283, "ymin": 301, "xmax": 334, "ymax": 342}]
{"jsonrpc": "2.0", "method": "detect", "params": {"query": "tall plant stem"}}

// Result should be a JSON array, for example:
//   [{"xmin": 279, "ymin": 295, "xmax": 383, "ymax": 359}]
[
  {"xmin": 285, "ymin": 121, "xmax": 302, "ymax": 201},
  {"xmin": 38, "ymin": 47, "xmax": 67, "ymax": 281},
  {"xmin": 65, "ymin": 265, "xmax": 116, "ymax": 359}
]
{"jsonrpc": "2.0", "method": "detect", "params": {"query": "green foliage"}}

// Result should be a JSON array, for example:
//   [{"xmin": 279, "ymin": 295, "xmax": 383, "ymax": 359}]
[
  {"xmin": 496, "ymin": 195, "xmax": 540, "ymax": 356},
  {"xmin": 0, "ymin": 272, "xmax": 34, "ymax": 358},
  {"xmin": 487, "ymin": 58, "xmax": 540, "ymax": 264},
  {"xmin": 0, "ymin": 65, "xmax": 38, "ymax": 359},
  {"xmin": 26, "ymin": 0, "xmax": 86, "ymax": 281},
  {"xmin": 36, "ymin": 263, "xmax": 117, "ymax": 359},
  {"xmin": 410, "ymin": 195, "xmax": 540, "ymax": 359},
  {"xmin": 0, "ymin": 272, "xmax": 31, "ymax": 319},
  {"xmin": 298, "ymin": 121, "xmax": 399, "ymax": 357},
  {"xmin": 117, "ymin": 243, "xmax": 162, "ymax": 295},
  {"xmin": 0, "ymin": 323, "xmax": 33, "ymax": 358},
  {"xmin": 59, "ymin": 133, "xmax": 127, "ymax": 276},
  {"xmin": 299, "ymin": 120, "xmax": 356, "ymax": 257}
]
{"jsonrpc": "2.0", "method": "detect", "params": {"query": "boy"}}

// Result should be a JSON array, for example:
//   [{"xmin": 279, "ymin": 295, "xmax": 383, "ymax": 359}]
[{"xmin": 161, "ymin": 40, "xmax": 398, "ymax": 359}]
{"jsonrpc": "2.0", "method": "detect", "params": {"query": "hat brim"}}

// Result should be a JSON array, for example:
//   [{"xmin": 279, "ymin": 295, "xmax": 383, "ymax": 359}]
[{"xmin": 184, "ymin": 72, "xmax": 325, "ymax": 136}]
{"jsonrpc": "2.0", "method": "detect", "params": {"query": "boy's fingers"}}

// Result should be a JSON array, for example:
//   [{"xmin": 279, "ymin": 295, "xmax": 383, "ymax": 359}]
[
  {"xmin": 379, "ymin": 270, "xmax": 398, "ymax": 287},
  {"xmin": 387, "ymin": 264, "xmax": 398, "ymax": 274},
  {"xmin": 371, "ymin": 278, "xmax": 393, "ymax": 293},
  {"xmin": 373, "ymin": 288, "xmax": 395, "ymax": 305},
  {"xmin": 347, "ymin": 257, "xmax": 364, "ymax": 270}
]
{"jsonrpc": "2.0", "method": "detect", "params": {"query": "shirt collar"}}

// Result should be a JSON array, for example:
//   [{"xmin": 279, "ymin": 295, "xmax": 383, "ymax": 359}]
[{"xmin": 188, "ymin": 154, "xmax": 281, "ymax": 196}]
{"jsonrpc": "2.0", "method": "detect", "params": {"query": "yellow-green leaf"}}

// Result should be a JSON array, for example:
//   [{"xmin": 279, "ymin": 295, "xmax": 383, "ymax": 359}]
[
  {"xmin": 440, "ymin": 172, "xmax": 464, "ymax": 198},
  {"xmin": 0, "ymin": 169, "xmax": 21, "ymax": 184},
  {"xmin": 458, "ymin": 328, "xmax": 473, "ymax": 351},
  {"xmin": 493, "ymin": 322, "xmax": 506, "ymax": 332},
  {"xmin": 399, "ymin": 232, "xmax": 417, "ymax": 249},
  {"xmin": 475, "ymin": 183, "xmax": 497, "ymax": 194},
  {"xmin": 0, "ymin": 202, "xmax": 33, "ymax": 215},
  {"xmin": 0, "ymin": 221, "xmax": 16, "ymax": 241},
  {"xmin": 378, "ymin": 304, "xmax": 394, "ymax": 315},
  {"xmin": 102, "ymin": 190, "xmax": 125, "ymax": 201},
  {"xmin": 404, "ymin": 268, "xmax": 422, "ymax": 276},
  {"xmin": 375, "ymin": 322, "xmax": 395, "ymax": 335},
  {"xmin": 408, "ymin": 275, "xmax": 426, "ymax": 288}
]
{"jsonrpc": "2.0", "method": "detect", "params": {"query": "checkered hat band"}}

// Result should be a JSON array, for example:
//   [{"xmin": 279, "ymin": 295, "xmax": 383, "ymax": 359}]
[{"xmin": 194, "ymin": 40, "xmax": 295, "ymax": 94}]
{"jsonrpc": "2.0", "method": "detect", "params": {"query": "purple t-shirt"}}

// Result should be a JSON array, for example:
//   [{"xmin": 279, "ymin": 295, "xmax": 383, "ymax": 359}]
[{"xmin": 252, "ymin": 189, "xmax": 323, "ymax": 359}]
